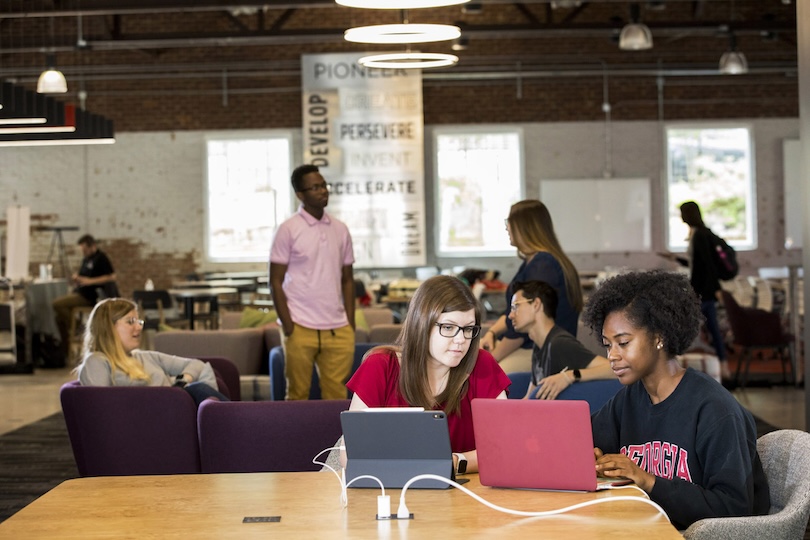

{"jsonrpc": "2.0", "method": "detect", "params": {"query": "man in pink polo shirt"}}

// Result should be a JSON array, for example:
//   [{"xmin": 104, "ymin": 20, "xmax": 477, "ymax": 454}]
[{"xmin": 270, "ymin": 164, "xmax": 356, "ymax": 400}]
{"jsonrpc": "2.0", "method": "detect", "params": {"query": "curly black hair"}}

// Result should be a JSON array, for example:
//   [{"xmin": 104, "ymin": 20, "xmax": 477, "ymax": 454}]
[{"xmin": 581, "ymin": 270, "xmax": 703, "ymax": 356}]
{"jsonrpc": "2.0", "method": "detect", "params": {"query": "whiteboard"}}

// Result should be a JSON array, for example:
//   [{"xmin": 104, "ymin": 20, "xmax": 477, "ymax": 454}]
[{"xmin": 539, "ymin": 178, "xmax": 651, "ymax": 253}]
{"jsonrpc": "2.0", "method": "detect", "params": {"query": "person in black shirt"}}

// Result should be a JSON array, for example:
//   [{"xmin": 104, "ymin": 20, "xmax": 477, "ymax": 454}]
[
  {"xmin": 584, "ymin": 270, "xmax": 769, "ymax": 530},
  {"xmin": 53, "ymin": 234, "xmax": 117, "ymax": 363},
  {"xmin": 659, "ymin": 201, "xmax": 730, "ymax": 384},
  {"xmin": 508, "ymin": 280, "xmax": 613, "ymax": 399}
]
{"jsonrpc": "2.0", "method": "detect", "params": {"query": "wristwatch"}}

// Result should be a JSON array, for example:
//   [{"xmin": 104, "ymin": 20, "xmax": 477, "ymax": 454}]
[
  {"xmin": 173, "ymin": 374, "xmax": 188, "ymax": 388},
  {"xmin": 572, "ymin": 369, "xmax": 582, "ymax": 382},
  {"xmin": 453, "ymin": 453, "xmax": 468, "ymax": 475}
]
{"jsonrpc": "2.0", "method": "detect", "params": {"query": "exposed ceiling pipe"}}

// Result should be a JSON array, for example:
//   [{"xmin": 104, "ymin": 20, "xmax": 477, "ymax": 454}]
[
  {"xmin": 0, "ymin": 21, "xmax": 795, "ymax": 55},
  {"xmin": 0, "ymin": 63, "xmax": 798, "ymax": 86},
  {"xmin": 0, "ymin": 0, "xmax": 757, "ymax": 19},
  {"xmin": 222, "ymin": 69, "xmax": 229, "ymax": 107},
  {"xmin": 601, "ymin": 62, "xmax": 613, "ymax": 179}
]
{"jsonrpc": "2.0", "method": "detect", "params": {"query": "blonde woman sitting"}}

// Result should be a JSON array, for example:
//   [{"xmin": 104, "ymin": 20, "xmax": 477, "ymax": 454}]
[{"xmin": 75, "ymin": 298, "xmax": 228, "ymax": 406}]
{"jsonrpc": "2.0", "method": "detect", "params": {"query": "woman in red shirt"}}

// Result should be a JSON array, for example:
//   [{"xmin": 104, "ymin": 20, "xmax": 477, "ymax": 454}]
[{"xmin": 347, "ymin": 275, "xmax": 510, "ymax": 474}]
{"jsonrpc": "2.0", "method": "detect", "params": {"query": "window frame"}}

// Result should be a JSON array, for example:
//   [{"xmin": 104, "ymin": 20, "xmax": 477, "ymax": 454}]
[
  {"xmin": 204, "ymin": 131, "xmax": 295, "ymax": 263},
  {"xmin": 663, "ymin": 122, "xmax": 757, "ymax": 252},
  {"xmin": 432, "ymin": 126, "xmax": 525, "ymax": 258}
]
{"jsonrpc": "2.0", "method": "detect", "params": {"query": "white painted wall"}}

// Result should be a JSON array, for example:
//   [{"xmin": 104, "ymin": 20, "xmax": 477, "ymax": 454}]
[{"xmin": 0, "ymin": 118, "xmax": 800, "ymax": 279}]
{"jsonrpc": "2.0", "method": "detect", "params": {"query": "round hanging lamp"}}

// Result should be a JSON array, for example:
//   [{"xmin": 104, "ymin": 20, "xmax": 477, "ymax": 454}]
[
  {"xmin": 345, "ymin": 24, "xmax": 460, "ymax": 44},
  {"xmin": 358, "ymin": 52, "xmax": 458, "ymax": 69}
]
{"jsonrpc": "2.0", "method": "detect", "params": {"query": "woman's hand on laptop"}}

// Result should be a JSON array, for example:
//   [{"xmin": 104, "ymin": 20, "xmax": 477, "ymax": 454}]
[{"xmin": 594, "ymin": 448, "xmax": 655, "ymax": 492}]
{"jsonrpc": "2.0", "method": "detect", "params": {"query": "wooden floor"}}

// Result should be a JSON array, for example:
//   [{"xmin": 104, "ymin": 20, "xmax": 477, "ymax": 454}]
[
  {"xmin": 0, "ymin": 365, "xmax": 805, "ymax": 436},
  {"xmin": 0, "ymin": 367, "xmax": 74, "ymax": 436}
]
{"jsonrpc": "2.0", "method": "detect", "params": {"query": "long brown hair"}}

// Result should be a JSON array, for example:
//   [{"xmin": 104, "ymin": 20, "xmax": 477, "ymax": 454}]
[
  {"xmin": 507, "ymin": 199, "xmax": 583, "ymax": 312},
  {"xmin": 382, "ymin": 275, "xmax": 482, "ymax": 415},
  {"xmin": 77, "ymin": 298, "xmax": 150, "ymax": 383},
  {"xmin": 679, "ymin": 201, "xmax": 706, "ymax": 229}
]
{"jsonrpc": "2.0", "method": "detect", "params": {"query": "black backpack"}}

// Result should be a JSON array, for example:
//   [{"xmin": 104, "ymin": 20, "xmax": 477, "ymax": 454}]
[{"xmin": 709, "ymin": 231, "xmax": 739, "ymax": 281}]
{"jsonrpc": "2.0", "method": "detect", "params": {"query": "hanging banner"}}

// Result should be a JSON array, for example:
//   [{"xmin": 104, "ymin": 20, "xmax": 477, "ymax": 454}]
[{"xmin": 301, "ymin": 52, "xmax": 426, "ymax": 268}]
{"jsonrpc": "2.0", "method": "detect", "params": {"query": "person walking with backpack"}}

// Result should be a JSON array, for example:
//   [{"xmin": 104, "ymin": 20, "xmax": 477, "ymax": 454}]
[{"xmin": 659, "ymin": 201, "xmax": 733, "ymax": 388}]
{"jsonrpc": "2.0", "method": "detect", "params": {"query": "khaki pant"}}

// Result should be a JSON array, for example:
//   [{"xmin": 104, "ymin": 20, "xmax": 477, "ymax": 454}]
[
  {"xmin": 282, "ymin": 323, "xmax": 355, "ymax": 400},
  {"xmin": 52, "ymin": 292, "xmax": 92, "ymax": 356}
]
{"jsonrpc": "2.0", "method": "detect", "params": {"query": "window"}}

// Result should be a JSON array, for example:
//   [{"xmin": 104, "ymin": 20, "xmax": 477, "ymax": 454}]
[
  {"xmin": 434, "ymin": 128, "xmax": 524, "ymax": 256},
  {"xmin": 665, "ymin": 125, "xmax": 756, "ymax": 250},
  {"xmin": 205, "ymin": 134, "xmax": 293, "ymax": 262}
]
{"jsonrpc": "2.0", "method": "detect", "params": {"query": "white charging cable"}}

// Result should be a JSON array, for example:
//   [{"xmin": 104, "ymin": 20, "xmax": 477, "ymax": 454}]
[
  {"xmin": 397, "ymin": 474, "xmax": 670, "ymax": 523},
  {"xmin": 312, "ymin": 446, "xmax": 389, "ymax": 516}
]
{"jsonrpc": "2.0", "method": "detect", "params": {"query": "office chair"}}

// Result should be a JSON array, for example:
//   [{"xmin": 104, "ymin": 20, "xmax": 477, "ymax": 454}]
[{"xmin": 684, "ymin": 429, "xmax": 810, "ymax": 539}]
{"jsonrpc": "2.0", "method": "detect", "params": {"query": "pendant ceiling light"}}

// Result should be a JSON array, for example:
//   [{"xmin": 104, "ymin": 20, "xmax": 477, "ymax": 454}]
[
  {"xmin": 358, "ymin": 52, "xmax": 458, "ymax": 69},
  {"xmin": 719, "ymin": 51, "xmax": 748, "ymax": 75},
  {"xmin": 337, "ymin": 0, "xmax": 468, "ymax": 8},
  {"xmin": 345, "ymin": 23, "xmax": 460, "ymax": 44},
  {"xmin": 37, "ymin": 67, "xmax": 68, "ymax": 94},
  {"xmin": 341, "ymin": 0, "xmax": 461, "ymax": 70},
  {"xmin": 37, "ymin": 18, "xmax": 68, "ymax": 94},
  {"xmin": 0, "ymin": 117, "xmax": 47, "ymax": 126},
  {"xmin": 719, "ymin": 32, "xmax": 748, "ymax": 75},
  {"xmin": 619, "ymin": 4, "xmax": 653, "ymax": 51}
]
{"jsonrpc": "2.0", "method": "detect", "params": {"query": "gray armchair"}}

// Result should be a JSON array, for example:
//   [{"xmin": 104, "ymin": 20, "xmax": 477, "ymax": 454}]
[{"xmin": 683, "ymin": 429, "xmax": 810, "ymax": 539}]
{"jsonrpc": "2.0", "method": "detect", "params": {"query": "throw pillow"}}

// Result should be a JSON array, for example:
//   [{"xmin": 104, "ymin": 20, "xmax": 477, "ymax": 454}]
[
  {"xmin": 355, "ymin": 309, "xmax": 369, "ymax": 332},
  {"xmin": 239, "ymin": 307, "xmax": 278, "ymax": 328}
]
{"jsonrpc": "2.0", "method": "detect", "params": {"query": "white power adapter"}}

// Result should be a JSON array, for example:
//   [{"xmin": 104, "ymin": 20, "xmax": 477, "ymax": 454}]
[{"xmin": 377, "ymin": 495, "xmax": 391, "ymax": 519}]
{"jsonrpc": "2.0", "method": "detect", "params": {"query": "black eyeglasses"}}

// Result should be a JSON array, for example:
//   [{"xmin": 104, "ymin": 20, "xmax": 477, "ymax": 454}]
[
  {"xmin": 434, "ymin": 323, "xmax": 481, "ymax": 339},
  {"xmin": 298, "ymin": 182, "xmax": 329, "ymax": 193}
]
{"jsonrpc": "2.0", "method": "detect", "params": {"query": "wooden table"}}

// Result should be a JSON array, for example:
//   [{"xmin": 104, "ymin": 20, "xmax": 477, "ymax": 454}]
[
  {"xmin": 173, "ymin": 279, "xmax": 257, "ymax": 291},
  {"xmin": 169, "ymin": 287, "xmax": 238, "ymax": 330},
  {"xmin": 204, "ymin": 271, "xmax": 266, "ymax": 281},
  {"xmin": 0, "ymin": 472, "xmax": 680, "ymax": 539}
]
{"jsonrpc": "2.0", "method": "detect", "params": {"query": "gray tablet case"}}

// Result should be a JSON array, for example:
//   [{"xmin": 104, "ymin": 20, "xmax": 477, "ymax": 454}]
[{"xmin": 341, "ymin": 409, "xmax": 453, "ymax": 489}]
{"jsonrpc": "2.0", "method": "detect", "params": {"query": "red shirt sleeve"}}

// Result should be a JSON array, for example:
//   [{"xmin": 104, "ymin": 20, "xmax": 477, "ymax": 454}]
[{"xmin": 346, "ymin": 350, "xmax": 409, "ymax": 407}]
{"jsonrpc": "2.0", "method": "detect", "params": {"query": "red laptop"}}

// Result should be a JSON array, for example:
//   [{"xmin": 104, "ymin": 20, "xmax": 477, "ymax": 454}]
[{"xmin": 472, "ymin": 399, "xmax": 618, "ymax": 492}]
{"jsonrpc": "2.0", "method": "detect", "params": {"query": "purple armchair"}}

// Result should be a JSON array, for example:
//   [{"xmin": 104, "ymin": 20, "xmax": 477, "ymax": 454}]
[
  {"xmin": 60, "ymin": 381, "xmax": 201, "ymax": 476},
  {"xmin": 196, "ymin": 356, "xmax": 241, "ymax": 401},
  {"xmin": 197, "ymin": 399, "xmax": 350, "ymax": 473}
]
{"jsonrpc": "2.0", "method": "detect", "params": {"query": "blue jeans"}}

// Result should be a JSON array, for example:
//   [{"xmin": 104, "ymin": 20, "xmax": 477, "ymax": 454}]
[
  {"xmin": 183, "ymin": 382, "xmax": 229, "ymax": 407},
  {"xmin": 701, "ymin": 299, "xmax": 726, "ymax": 362}
]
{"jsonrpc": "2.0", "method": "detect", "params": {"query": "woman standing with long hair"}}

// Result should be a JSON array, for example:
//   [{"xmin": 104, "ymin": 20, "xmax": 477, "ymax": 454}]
[{"xmin": 480, "ymin": 199, "xmax": 583, "ymax": 373}]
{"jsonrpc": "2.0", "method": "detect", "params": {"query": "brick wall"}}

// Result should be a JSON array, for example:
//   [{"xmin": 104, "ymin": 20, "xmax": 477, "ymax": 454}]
[
  {"xmin": 2, "ymin": 118, "xmax": 800, "ymax": 295},
  {"xmin": 1, "ymin": 4, "xmax": 795, "ymax": 131},
  {"xmin": 85, "ymin": 74, "xmax": 798, "ymax": 133}
]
